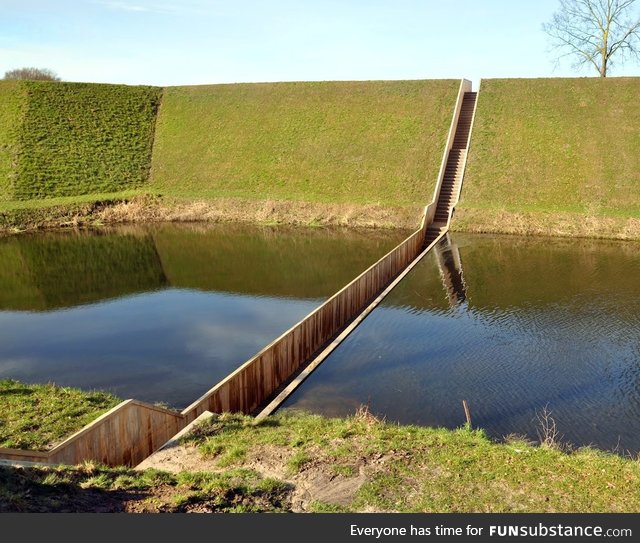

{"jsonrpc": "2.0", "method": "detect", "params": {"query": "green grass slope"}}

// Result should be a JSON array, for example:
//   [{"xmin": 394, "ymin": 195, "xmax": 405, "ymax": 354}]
[
  {"xmin": 0, "ymin": 81, "xmax": 27, "ymax": 202},
  {"xmin": 150, "ymin": 80, "xmax": 459, "ymax": 206},
  {"xmin": 0, "ymin": 379, "xmax": 120, "ymax": 450},
  {"xmin": 12, "ymin": 82, "xmax": 162, "ymax": 200},
  {"xmin": 462, "ymin": 77, "xmax": 640, "ymax": 217}
]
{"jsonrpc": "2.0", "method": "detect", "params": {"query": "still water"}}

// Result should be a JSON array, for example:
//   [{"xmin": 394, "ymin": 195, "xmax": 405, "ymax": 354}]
[
  {"xmin": 283, "ymin": 233, "xmax": 640, "ymax": 453},
  {"xmin": 0, "ymin": 223, "xmax": 406, "ymax": 409}
]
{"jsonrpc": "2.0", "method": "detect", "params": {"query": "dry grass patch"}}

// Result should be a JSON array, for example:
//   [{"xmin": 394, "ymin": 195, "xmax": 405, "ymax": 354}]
[{"xmin": 452, "ymin": 207, "xmax": 640, "ymax": 241}]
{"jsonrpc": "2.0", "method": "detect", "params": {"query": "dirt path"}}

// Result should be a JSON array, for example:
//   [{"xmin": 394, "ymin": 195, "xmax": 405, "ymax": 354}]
[{"xmin": 137, "ymin": 440, "xmax": 367, "ymax": 512}]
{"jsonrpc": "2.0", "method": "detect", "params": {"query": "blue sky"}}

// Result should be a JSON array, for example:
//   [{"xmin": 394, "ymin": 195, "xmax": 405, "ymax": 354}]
[{"xmin": 1, "ymin": 0, "xmax": 638, "ymax": 86}]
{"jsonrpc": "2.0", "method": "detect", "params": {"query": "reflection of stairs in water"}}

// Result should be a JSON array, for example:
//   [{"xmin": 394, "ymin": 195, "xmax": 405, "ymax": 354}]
[{"xmin": 434, "ymin": 233, "xmax": 467, "ymax": 308}]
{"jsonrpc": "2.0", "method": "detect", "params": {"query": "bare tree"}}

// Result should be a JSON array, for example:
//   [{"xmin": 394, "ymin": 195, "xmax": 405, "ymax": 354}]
[
  {"xmin": 543, "ymin": 0, "xmax": 640, "ymax": 77},
  {"xmin": 3, "ymin": 67, "xmax": 61, "ymax": 81}
]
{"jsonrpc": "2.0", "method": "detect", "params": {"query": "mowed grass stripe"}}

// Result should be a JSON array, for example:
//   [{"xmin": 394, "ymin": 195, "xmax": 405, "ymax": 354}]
[
  {"xmin": 13, "ymin": 82, "xmax": 162, "ymax": 200},
  {"xmin": 0, "ymin": 81, "xmax": 27, "ymax": 202},
  {"xmin": 461, "ymin": 77, "xmax": 640, "ymax": 217},
  {"xmin": 150, "ymin": 80, "xmax": 459, "ymax": 206}
]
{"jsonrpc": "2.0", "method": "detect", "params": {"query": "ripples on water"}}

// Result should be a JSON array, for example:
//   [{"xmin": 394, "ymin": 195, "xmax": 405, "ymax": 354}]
[{"xmin": 283, "ymin": 233, "xmax": 640, "ymax": 454}]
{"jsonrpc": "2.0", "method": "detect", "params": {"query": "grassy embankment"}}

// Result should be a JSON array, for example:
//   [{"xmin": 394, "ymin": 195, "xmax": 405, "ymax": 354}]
[
  {"xmin": 145, "ymin": 80, "xmax": 458, "ymax": 227},
  {"xmin": 0, "ymin": 379, "xmax": 120, "ymax": 450},
  {"xmin": 0, "ymin": 79, "xmax": 459, "ymax": 232},
  {"xmin": 0, "ymin": 81, "xmax": 24, "ymax": 204},
  {"xmin": 3, "ymin": 77, "xmax": 640, "ymax": 238},
  {"xmin": 0, "ymin": 81, "xmax": 161, "ymax": 231},
  {"xmin": 2, "ymin": 405, "xmax": 640, "ymax": 513},
  {"xmin": 457, "ymin": 77, "xmax": 640, "ymax": 240}
]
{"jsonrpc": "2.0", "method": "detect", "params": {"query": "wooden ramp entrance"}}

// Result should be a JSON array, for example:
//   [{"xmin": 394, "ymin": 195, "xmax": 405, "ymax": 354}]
[{"xmin": 0, "ymin": 81, "xmax": 478, "ymax": 468}]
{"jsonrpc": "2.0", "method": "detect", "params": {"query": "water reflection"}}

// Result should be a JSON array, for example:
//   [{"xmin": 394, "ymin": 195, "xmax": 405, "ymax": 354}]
[
  {"xmin": 283, "ymin": 233, "xmax": 640, "ymax": 454},
  {"xmin": 0, "ymin": 223, "xmax": 406, "ymax": 408},
  {"xmin": 434, "ymin": 234, "xmax": 467, "ymax": 307}
]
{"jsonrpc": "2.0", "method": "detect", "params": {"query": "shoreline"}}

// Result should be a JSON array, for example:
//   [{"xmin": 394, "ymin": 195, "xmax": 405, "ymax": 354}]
[
  {"xmin": 0, "ymin": 195, "xmax": 425, "ymax": 235},
  {"xmin": 3, "ymin": 195, "xmax": 640, "ymax": 242},
  {"xmin": 453, "ymin": 207, "xmax": 640, "ymax": 242}
]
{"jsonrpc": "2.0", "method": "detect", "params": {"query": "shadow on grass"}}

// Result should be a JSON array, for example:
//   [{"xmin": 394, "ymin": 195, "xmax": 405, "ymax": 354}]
[
  {"xmin": 0, "ymin": 465, "xmax": 148, "ymax": 513},
  {"xmin": 0, "ymin": 385, "xmax": 34, "ymax": 397}
]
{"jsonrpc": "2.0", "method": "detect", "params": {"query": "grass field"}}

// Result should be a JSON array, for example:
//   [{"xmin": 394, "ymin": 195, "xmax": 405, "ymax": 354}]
[
  {"xmin": 149, "ymin": 80, "xmax": 459, "ymax": 206},
  {"xmin": 3, "ymin": 77, "xmax": 640, "ymax": 238},
  {"xmin": 0, "ymin": 81, "xmax": 26, "ymax": 202},
  {"xmin": 0, "ymin": 379, "xmax": 120, "ymax": 450},
  {"xmin": 181, "ymin": 410, "xmax": 640, "ymax": 513},
  {"xmin": 461, "ymin": 77, "xmax": 640, "ymax": 218},
  {"xmin": 13, "ymin": 82, "xmax": 161, "ymax": 200},
  {"xmin": 2, "ymin": 407, "xmax": 640, "ymax": 512}
]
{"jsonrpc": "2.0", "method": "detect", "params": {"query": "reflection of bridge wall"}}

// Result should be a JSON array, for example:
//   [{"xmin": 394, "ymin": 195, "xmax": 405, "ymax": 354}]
[
  {"xmin": 370, "ymin": 233, "xmax": 640, "ymax": 315},
  {"xmin": 434, "ymin": 233, "xmax": 467, "ymax": 308}
]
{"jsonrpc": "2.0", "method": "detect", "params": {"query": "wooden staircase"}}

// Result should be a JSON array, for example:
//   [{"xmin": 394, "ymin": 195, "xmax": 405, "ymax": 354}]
[{"xmin": 426, "ymin": 91, "xmax": 477, "ymax": 242}]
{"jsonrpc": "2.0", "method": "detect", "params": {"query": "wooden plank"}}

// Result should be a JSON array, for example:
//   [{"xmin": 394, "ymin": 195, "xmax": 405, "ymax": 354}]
[
  {"xmin": 180, "ymin": 221, "xmax": 429, "ymax": 420},
  {"xmin": 0, "ymin": 399, "xmax": 186, "ymax": 467},
  {"xmin": 255, "ymin": 227, "xmax": 448, "ymax": 421}
]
